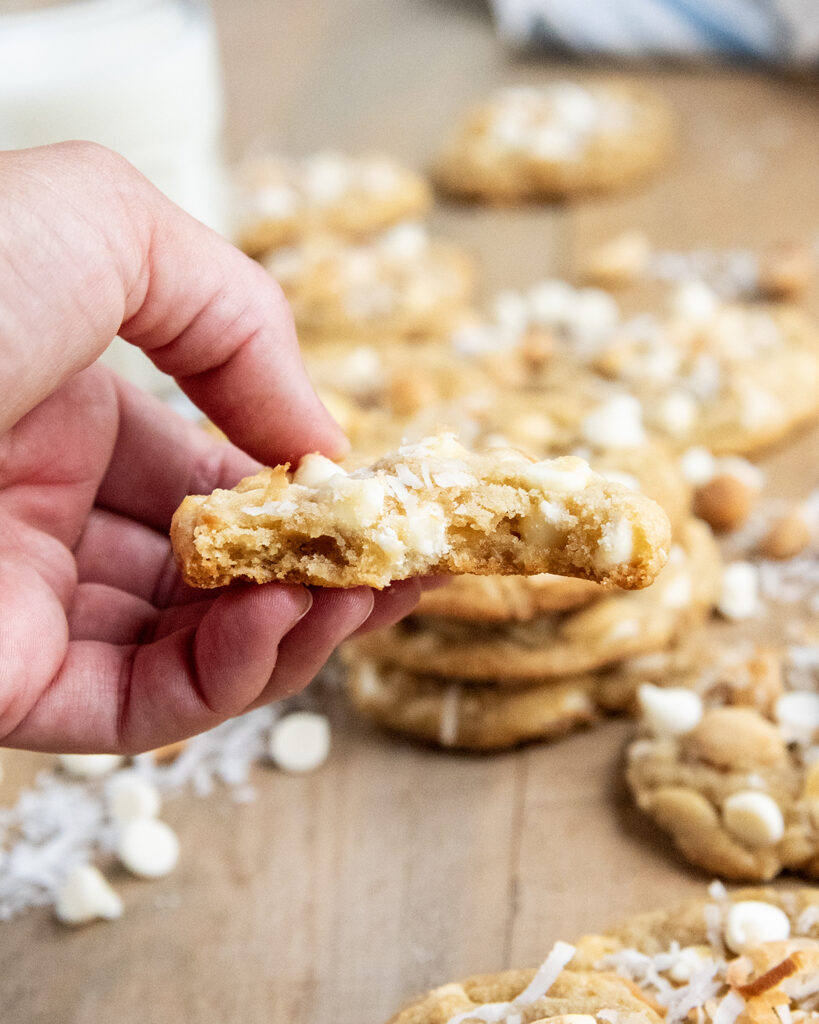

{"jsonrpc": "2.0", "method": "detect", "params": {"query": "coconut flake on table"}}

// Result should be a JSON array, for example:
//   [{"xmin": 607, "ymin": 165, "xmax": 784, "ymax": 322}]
[{"xmin": 0, "ymin": 702, "xmax": 302, "ymax": 921}]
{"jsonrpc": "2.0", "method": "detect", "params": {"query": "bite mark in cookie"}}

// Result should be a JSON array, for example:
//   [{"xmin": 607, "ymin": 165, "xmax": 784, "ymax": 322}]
[{"xmin": 171, "ymin": 433, "xmax": 671, "ymax": 590}]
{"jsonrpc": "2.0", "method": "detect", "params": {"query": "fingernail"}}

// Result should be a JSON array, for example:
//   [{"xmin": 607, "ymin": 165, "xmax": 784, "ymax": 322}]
[
  {"xmin": 294, "ymin": 586, "xmax": 314, "ymax": 623},
  {"xmin": 345, "ymin": 587, "xmax": 375, "ymax": 635}
]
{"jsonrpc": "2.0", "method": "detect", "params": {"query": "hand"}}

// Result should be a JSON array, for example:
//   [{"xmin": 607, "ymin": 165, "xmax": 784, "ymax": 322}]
[{"xmin": 0, "ymin": 142, "xmax": 422, "ymax": 754}]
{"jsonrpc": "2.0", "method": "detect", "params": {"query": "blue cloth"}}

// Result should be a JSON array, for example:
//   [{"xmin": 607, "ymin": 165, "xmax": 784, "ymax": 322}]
[{"xmin": 490, "ymin": 0, "xmax": 819, "ymax": 62}]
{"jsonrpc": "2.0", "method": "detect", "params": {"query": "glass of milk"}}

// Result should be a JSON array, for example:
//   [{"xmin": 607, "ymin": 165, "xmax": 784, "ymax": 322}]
[{"xmin": 0, "ymin": 0, "xmax": 229, "ymax": 395}]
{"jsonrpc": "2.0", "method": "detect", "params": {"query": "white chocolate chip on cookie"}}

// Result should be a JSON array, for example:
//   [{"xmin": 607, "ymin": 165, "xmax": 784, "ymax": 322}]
[
  {"xmin": 717, "ymin": 561, "xmax": 760, "ymax": 621},
  {"xmin": 724, "ymin": 900, "xmax": 790, "ymax": 953},
  {"xmin": 722, "ymin": 791, "xmax": 785, "ymax": 848},
  {"xmin": 293, "ymin": 453, "xmax": 347, "ymax": 488},
  {"xmin": 637, "ymin": 684, "xmax": 703, "ymax": 736}
]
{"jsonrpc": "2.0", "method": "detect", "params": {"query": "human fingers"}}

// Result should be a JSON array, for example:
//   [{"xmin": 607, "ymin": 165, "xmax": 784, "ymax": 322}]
[
  {"xmin": 2, "ymin": 583, "xmax": 313, "ymax": 753},
  {"xmin": 97, "ymin": 373, "xmax": 263, "ymax": 532},
  {"xmin": 245, "ymin": 588, "xmax": 374, "ymax": 709},
  {"xmin": 349, "ymin": 578, "xmax": 422, "ymax": 636},
  {"xmin": 0, "ymin": 142, "xmax": 346, "ymax": 463},
  {"xmin": 68, "ymin": 583, "xmax": 158, "ymax": 644}
]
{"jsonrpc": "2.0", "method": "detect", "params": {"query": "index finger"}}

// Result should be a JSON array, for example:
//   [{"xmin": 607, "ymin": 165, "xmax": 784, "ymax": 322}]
[{"xmin": 0, "ymin": 142, "xmax": 347, "ymax": 466}]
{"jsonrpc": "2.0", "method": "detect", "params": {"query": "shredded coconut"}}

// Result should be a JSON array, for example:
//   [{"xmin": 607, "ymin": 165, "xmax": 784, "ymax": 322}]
[
  {"xmin": 0, "ymin": 698, "xmax": 324, "ymax": 920},
  {"xmin": 445, "ymin": 941, "xmax": 576, "ymax": 1024}
]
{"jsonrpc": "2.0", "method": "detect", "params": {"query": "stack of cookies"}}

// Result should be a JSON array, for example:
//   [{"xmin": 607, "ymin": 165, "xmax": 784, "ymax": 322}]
[
  {"xmin": 234, "ymin": 151, "xmax": 475, "ymax": 342},
  {"xmin": 229, "ymin": 85, "xmax": 819, "ymax": 773}
]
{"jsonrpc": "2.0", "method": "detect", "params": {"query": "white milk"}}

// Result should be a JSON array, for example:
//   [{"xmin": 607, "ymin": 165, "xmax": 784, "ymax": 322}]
[{"xmin": 0, "ymin": 0, "xmax": 229, "ymax": 394}]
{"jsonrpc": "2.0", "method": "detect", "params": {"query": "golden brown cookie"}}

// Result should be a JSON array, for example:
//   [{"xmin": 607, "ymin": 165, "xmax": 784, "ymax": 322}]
[
  {"xmin": 588, "ymin": 299, "xmax": 819, "ymax": 455},
  {"xmin": 350, "ymin": 518, "xmax": 717, "ymax": 680},
  {"xmin": 263, "ymin": 226, "xmax": 474, "ymax": 341},
  {"xmin": 415, "ymin": 573, "xmax": 602, "ymax": 622},
  {"xmin": 627, "ymin": 643, "xmax": 819, "ymax": 881},
  {"xmin": 171, "ymin": 433, "xmax": 672, "ymax": 591},
  {"xmin": 235, "ymin": 151, "xmax": 431, "ymax": 257},
  {"xmin": 387, "ymin": 887, "xmax": 819, "ymax": 1024},
  {"xmin": 434, "ymin": 80, "xmax": 673, "ymax": 202},
  {"xmin": 345, "ymin": 659, "xmax": 599, "ymax": 751}
]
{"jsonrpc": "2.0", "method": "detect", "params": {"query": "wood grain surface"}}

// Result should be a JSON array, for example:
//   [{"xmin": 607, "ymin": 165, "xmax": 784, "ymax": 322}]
[{"xmin": 2, "ymin": 2, "xmax": 819, "ymax": 1022}]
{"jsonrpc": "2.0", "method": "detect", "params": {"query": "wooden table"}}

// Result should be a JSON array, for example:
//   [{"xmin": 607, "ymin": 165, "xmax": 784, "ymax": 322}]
[{"xmin": 2, "ymin": 3, "xmax": 819, "ymax": 1022}]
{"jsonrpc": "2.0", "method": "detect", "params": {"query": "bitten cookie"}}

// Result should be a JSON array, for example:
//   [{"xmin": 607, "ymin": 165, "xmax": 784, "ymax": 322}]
[
  {"xmin": 627, "ymin": 643, "xmax": 819, "ymax": 881},
  {"xmin": 387, "ymin": 886, "xmax": 819, "ymax": 1024},
  {"xmin": 434, "ymin": 80, "xmax": 673, "ymax": 202},
  {"xmin": 235, "ymin": 151, "xmax": 431, "ymax": 257},
  {"xmin": 171, "ymin": 433, "xmax": 671, "ymax": 590}
]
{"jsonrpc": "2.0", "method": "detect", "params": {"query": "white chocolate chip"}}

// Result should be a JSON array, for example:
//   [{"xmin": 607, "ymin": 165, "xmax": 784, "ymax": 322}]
[
  {"xmin": 594, "ymin": 517, "xmax": 634, "ymax": 569},
  {"xmin": 492, "ymin": 289, "xmax": 531, "ymax": 333},
  {"xmin": 724, "ymin": 900, "xmax": 790, "ymax": 953},
  {"xmin": 519, "ymin": 458, "xmax": 593, "ymax": 493},
  {"xmin": 656, "ymin": 391, "xmax": 698, "ymax": 438},
  {"xmin": 335, "ymin": 346, "xmax": 384, "ymax": 395},
  {"xmin": 252, "ymin": 185, "xmax": 298, "ymax": 220},
  {"xmin": 331, "ymin": 477, "xmax": 386, "ymax": 528},
  {"xmin": 722, "ymin": 791, "xmax": 785, "ymax": 848},
  {"xmin": 637, "ymin": 684, "xmax": 703, "ymax": 736},
  {"xmin": 659, "ymin": 571, "xmax": 693, "ymax": 610},
  {"xmin": 581, "ymin": 395, "xmax": 647, "ymax": 450},
  {"xmin": 58, "ymin": 754, "xmax": 125, "ymax": 779},
  {"xmin": 717, "ymin": 561, "xmax": 761, "ymax": 621},
  {"xmin": 670, "ymin": 280, "xmax": 720, "ymax": 324},
  {"xmin": 775, "ymin": 691, "xmax": 819, "ymax": 745},
  {"xmin": 567, "ymin": 288, "xmax": 619, "ymax": 339},
  {"xmin": 679, "ymin": 447, "xmax": 717, "ymax": 486},
  {"xmin": 55, "ymin": 864, "xmax": 123, "ymax": 926},
  {"xmin": 548, "ymin": 81, "xmax": 599, "ymax": 130},
  {"xmin": 530, "ymin": 124, "xmax": 576, "ymax": 160},
  {"xmin": 269, "ymin": 712, "xmax": 331, "ymax": 773},
  {"xmin": 106, "ymin": 773, "xmax": 161, "ymax": 824},
  {"xmin": 303, "ymin": 151, "xmax": 352, "ymax": 202},
  {"xmin": 293, "ymin": 453, "xmax": 346, "ymax": 488},
  {"xmin": 117, "ymin": 819, "xmax": 180, "ymax": 879},
  {"xmin": 401, "ymin": 503, "xmax": 450, "ymax": 558},
  {"xmin": 378, "ymin": 223, "xmax": 428, "ymax": 261},
  {"xmin": 527, "ymin": 279, "xmax": 576, "ymax": 326}
]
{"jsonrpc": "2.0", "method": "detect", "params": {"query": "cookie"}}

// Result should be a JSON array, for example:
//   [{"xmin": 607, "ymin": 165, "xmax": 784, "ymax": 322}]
[
  {"xmin": 387, "ymin": 887, "xmax": 819, "ymax": 1024},
  {"xmin": 460, "ymin": 282, "xmax": 819, "ymax": 456},
  {"xmin": 414, "ymin": 573, "xmax": 602, "ymax": 622},
  {"xmin": 303, "ymin": 339, "xmax": 497, "ymax": 434},
  {"xmin": 171, "ymin": 433, "xmax": 671, "ymax": 590},
  {"xmin": 350, "ymin": 518, "xmax": 717, "ymax": 681},
  {"xmin": 434, "ymin": 80, "xmax": 673, "ymax": 202},
  {"xmin": 387, "ymin": 958, "xmax": 663, "ymax": 1024},
  {"xmin": 345, "ymin": 660, "xmax": 599, "ymax": 751},
  {"xmin": 263, "ymin": 225, "xmax": 474, "ymax": 340},
  {"xmin": 235, "ymin": 151, "xmax": 431, "ymax": 257},
  {"xmin": 627, "ymin": 643, "xmax": 819, "ymax": 881},
  {"xmin": 588, "ymin": 298, "xmax": 819, "ymax": 456}
]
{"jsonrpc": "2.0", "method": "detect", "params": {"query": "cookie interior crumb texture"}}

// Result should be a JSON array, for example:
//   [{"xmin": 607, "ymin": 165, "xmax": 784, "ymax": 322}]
[{"xmin": 171, "ymin": 433, "xmax": 671, "ymax": 590}]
